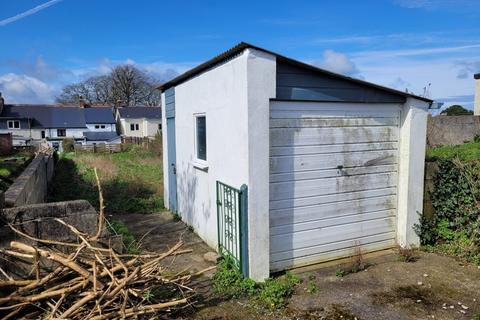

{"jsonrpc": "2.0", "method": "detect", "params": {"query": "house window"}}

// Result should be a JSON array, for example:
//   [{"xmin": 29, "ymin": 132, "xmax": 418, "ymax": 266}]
[
  {"xmin": 158, "ymin": 123, "xmax": 162, "ymax": 130},
  {"xmin": 195, "ymin": 115, "xmax": 206, "ymax": 161},
  {"xmin": 7, "ymin": 120, "xmax": 20, "ymax": 129},
  {"xmin": 135, "ymin": 124, "xmax": 139, "ymax": 130},
  {"xmin": 95, "ymin": 125, "xmax": 100, "ymax": 129},
  {"xmin": 100, "ymin": 125, "xmax": 105, "ymax": 129},
  {"xmin": 57, "ymin": 129, "xmax": 66, "ymax": 137},
  {"xmin": 130, "ymin": 124, "xmax": 135, "ymax": 131},
  {"xmin": 41, "ymin": 131, "xmax": 45, "ymax": 138}
]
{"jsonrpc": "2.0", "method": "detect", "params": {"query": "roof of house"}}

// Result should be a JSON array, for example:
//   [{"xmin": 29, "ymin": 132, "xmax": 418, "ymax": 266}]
[
  {"xmin": 83, "ymin": 131, "xmax": 120, "ymax": 141},
  {"xmin": 158, "ymin": 42, "xmax": 433, "ymax": 103},
  {"xmin": 0, "ymin": 105, "xmax": 87, "ymax": 128},
  {"xmin": 117, "ymin": 107, "xmax": 161, "ymax": 119},
  {"xmin": 474, "ymin": 73, "xmax": 480, "ymax": 80},
  {"xmin": 84, "ymin": 107, "xmax": 116, "ymax": 124}
]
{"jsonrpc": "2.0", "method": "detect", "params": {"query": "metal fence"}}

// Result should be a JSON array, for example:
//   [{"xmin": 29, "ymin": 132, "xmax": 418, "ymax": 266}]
[{"xmin": 216, "ymin": 181, "xmax": 248, "ymax": 276}]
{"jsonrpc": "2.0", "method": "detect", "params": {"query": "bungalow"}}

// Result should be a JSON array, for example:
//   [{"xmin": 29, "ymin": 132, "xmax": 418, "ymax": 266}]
[
  {"xmin": 0, "ymin": 104, "xmax": 86, "ymax": 149},
  {"xmin": 159, "ymin": 42, "xmax": 435, "ymax": 281},
  {"xmin": 116, "ymin": 107, "xmax": 162, "ymax": 139},
  {"xmin": 83, "ymin": 107, "xmax": 121, "ymax": 145}
]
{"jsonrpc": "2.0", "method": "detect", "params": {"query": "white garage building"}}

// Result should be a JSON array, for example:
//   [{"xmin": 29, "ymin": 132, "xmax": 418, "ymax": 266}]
[{"xmin": 159, "ymin": 42, "xmax": 433, "ymax": 281}]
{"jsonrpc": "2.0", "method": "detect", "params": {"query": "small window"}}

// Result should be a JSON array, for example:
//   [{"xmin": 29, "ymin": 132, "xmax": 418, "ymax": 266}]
[
  {"xmin": 41, "ymin": 130, "xmax": 45, "ymax": 139},
  {"xmin": 135, "ymin": 124, "xmax": 139, "ymax": 130},
  {"xmin": 57, "ymin": 129, "xmax": 66, "ymax": 137},
  {"xmin": 158, "ymin": 123, "xmax": 162, "ymax": 130},
  {"xmin": 95, "ymin": 125, "xmax": 100, "ymax": 129},
  {"xmin": 195, "ymin": 115, "xmax": 206, "ymax": 161},
  {"xmin": 130, "ymin": 124, "xmax": 135, "ymax": 131},
  {"xmin": 7, "ymin": 120, "xmax": 20, "ymax": 129},
  {"xmin": 100, "ymin": 125, "xmax": 105, "ymax": 129}
]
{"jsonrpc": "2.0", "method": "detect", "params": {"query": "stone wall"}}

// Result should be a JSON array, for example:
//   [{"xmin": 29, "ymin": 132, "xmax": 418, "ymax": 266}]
[
  {"xmin": 427, "ymin": 115, "xmax": 480, "ymax": 147},
  {"xmin": 4, "ymin": 153, "xmax": 55, "ymax": 207}
]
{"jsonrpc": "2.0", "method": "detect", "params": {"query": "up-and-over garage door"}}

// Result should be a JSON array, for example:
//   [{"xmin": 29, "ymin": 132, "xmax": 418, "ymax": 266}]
[{"xmin": 269, "ymin": 101, "xmax": 400, "ymax": 271}]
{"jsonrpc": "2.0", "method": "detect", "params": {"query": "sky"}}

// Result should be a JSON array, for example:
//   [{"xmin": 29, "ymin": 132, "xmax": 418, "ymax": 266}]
[{"xmin": 0, "ymin": 0, "xmax": 479, "ymax": 110}]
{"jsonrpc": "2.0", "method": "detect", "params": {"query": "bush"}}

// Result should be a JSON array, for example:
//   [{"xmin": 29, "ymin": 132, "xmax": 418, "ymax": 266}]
[
  {"xmin": 416, "ymin": 156, "xmax": 480, "ymax": 263},
  {"xmin": 62, "ymin": 138, "xmax": 75, "ymax": 152}
]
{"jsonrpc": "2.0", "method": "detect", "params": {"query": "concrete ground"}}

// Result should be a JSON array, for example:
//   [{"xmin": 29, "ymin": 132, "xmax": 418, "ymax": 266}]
[{"xmin": 115, "ymin": 213, "xmax": 480, "ymax": 320}]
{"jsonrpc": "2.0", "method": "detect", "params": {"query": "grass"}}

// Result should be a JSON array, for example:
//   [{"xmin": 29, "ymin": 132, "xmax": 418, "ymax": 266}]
[
  {"xmin": 426, "ymin": 141, "xmax": 480, "ymax": 161},
  {"xmin": 0, "ymin": 151, "xmax": 34, "ymax": 191},
  {"xmin": 49, "ymin": 145, "xmax": 164, "ymax": 215},
  {"xmin": 107, "ymin": 219, "xmax": 141, "ymax": 254}
]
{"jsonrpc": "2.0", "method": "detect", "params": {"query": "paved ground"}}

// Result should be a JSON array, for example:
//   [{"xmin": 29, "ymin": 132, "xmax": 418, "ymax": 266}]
[
  {"xmin": 114, "ymin": 212, "xmax": 217, "ymax": 298},
  {"xmin": 115, "ymin": 213, "xmax": 480, "ymax": 320}
]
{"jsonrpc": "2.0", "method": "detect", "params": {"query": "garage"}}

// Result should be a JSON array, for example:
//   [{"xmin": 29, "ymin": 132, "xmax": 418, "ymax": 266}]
[
  {"xmin": 160, "ymin": 42, "xmax": 433, "ymax": 280},
  {"xmin": 269, "ymin": 101, "xmax": 401, "ymax": 271}
]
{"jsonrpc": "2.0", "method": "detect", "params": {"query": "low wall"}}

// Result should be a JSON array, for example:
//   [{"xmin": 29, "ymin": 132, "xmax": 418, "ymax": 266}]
[
  {"xmin": 427, "ymin": 115, "xmax": 480, "ymax": 147},
  {"xmin": 0, "ymin": 200, "xmax": 122, "ymax": 277},
  {"xmin": 4, "ymin": 153, "xmax": 54, "ymax": 207}
]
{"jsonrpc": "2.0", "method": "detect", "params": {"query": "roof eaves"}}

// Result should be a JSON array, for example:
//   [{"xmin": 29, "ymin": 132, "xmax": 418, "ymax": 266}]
[{"xmin": 157, "ymin": 42, "xmax": 433, "ymax": 103}]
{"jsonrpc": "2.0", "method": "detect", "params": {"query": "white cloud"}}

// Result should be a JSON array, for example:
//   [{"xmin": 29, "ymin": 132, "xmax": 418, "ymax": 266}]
[
  {"xmin": 314, "ymin": 50, "xmax": 359, "ymax": 76},
  {"xmin": 0, "ymin": 0, "xmax": 63, "ymax": 27},
  {"xmin": 0, "ymin": 73, "xmax": 55, "ymax": 103}
]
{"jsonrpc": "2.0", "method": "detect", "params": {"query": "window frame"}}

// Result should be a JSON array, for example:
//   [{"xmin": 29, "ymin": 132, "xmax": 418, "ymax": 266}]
[
  {"xmin": 7, "ymin": 120, "xmax": 20, "ymax": 129},
  {"xmin": 130, "ymin": 124, "xmax": 135, "ymax": 131},
  {"xmin": 194, "ymin": 113, "xmax": 207, "ymax": 164},
  {"xmin": 57, "ymin": 128, "xmax": 66, "ymax": 137}
]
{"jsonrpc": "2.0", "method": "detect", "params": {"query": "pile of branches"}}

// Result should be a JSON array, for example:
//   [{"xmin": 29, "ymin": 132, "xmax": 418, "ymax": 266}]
[{"xmin": 0, "ymin": 169, "xmax": 213, "ymax": 319}]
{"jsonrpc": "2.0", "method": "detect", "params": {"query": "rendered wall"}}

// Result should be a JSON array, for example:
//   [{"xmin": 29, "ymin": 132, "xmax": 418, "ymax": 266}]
[{"xmin": 166, "ymin": 51, "xmax": 250, "ymax": 249}]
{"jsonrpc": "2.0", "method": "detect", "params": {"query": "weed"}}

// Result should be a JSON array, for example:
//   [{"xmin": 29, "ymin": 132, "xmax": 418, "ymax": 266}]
[
  {"xmin": 172, "ymin": 212, "xmax": 181, "ymax": 221},
  {"xmin": 398, "ymin": 247, "xmax": 419, "ymax": 263},
  {"xmin": 62, "ymin": 138, "xmax": 75, "ymax": 152},
  {"xmin": 212, "ymin": 257, "xmax": 257, "ymax": 298},
  {"xmin": 107, "ymin": 219, "xmax": 141, "ymax": 254},
  {"xmin": 256, "ymin": 272, "xmax": 300, "ymax": 309},
  {"xmin": 212, "ymin": 257, "xmax": 300, "ymax": 309},
  {"xmin": 306, "ymin": 281, "xmax": 318, "ymax": 294},
  {"xmin": 335, "ymin": 245, "xmax": 369, "ymax": 277}
]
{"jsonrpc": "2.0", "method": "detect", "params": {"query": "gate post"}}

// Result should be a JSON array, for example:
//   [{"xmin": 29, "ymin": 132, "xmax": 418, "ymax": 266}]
[{"xmin": 239, "ymin": 184, "xmax": 249, "ymax": 277}]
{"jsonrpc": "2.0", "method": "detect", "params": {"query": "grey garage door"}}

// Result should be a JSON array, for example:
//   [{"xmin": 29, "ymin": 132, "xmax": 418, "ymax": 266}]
[{"xmin": 269, "ymin": 101, "xmax": 400, "ymax": 271}]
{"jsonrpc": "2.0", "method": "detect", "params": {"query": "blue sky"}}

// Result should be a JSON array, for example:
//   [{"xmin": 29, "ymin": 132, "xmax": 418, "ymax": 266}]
[{"xmin": 0, "ymin": 0, "xmax": 479, "ymax": 109}]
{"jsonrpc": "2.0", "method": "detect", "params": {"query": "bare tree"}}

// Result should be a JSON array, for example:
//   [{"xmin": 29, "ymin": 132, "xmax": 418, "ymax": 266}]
[{"xmin": 56, "ymin": 65, "xmax": 161, "ymax": 106}]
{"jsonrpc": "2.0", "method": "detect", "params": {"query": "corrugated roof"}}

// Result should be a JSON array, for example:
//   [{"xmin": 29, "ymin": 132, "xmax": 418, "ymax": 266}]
[
  {"xmin": 1, "ymin": 105, "xmax": 86, "ymax": 128},
  {"xmin": 84, "ymin": 107, "xmax": 116, "ymax": 124},
  {"xmin": 158, "ymin": 42, "xmax": 433, "ymax": 103},
  {"xmin": 83, "ymin": 131, "xmax": 120, "ymax": 141},
  {"xmin": 117, "ymin": 107, "xmax": 161, "ymax": 119}
]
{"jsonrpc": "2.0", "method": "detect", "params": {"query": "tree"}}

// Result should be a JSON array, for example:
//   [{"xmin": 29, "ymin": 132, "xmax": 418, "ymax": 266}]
[
  {"xmin": 440, "ymin": 105, "xmax": 473, "ymax": 116},
  {"xmin": 56, "ymin": 65, "xmax": 161, "ymax": 106}
]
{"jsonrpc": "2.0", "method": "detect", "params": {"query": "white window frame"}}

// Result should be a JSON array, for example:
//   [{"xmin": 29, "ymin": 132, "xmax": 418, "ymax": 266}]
[
  {"xmin": 57, "ymin": 128, "xmax": 66, "ymax": 137},
  {"xmin": 193, "ymin": 113, "xmax": 207, "ymax": 169},
  {"xmin": 7, "ymin": 120, "xmax": 20, "ymax": 129}
]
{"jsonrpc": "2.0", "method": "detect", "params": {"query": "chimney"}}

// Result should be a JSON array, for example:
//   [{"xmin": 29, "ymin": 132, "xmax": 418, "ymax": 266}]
[
  {"xmin": 78, "ymin": 96, "xmax": 89, "ymax": 108},
  {"xmin": 0, "ymin": 92, "xmax": 4, "ymax": 115},
  {"xmin": 475, "ymin": 73, "xmax": 480, "ymax": 116}
]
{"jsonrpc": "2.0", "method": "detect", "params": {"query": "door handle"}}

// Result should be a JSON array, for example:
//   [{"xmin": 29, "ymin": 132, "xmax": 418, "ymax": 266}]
[{"xmin": 171, "ymin": 163, "xmax": 176, "ymax": 175}]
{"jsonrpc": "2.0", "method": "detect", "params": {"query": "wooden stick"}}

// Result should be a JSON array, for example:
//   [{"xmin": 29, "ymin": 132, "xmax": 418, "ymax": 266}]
[{"xmin": 91, "ymin": 167, "xmax": 105, "ymax": 241}]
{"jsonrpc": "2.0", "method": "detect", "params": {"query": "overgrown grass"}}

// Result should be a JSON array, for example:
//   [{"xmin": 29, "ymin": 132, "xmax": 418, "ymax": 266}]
[
  {"xmin": 212, "ymin": 257, "xmax": 300, "ymax": 310},
  {"xmin": 49, "ymin": 145, "xmax": 163, "ymax": 214},
  {"xmin": 0, "ymin": 151, "xmax": 34, "ymax": 191},
  {"xmin": 426, "ymin": 141, "xmax": 480, "ymax": 162},
  {"xmin": 107, "ymin": 219, "xmax": 141, "ymax": 254}
]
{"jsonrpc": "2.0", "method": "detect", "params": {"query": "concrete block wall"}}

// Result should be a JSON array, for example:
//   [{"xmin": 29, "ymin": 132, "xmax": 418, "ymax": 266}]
[
  {"xmin": 4, "ymin": 153, "xmax": 55, "ymax": 207},
  {"xmin": 427, "ymin": 115, "xmax": 480, "ymax": 147}
]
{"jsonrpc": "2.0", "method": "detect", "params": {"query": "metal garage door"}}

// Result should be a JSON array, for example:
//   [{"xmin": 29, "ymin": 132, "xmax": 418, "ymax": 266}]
[{"xmin": 269, "ymin": 101, "xmax": 400, "ymax": 271}]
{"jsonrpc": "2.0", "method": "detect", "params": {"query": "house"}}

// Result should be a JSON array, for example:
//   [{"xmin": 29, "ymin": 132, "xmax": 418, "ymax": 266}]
[
  {"xmin": 0, "ymin": 104, "xmax": 86, "ymax": 149},
  {"xmin": 83, "ymin": 107, "xmax": 121, "ymax": 145},
  {"xmin": 116, "ymin": 107, "xmax": 162, "ymax": 139},
  {"xmin": 159, "ymin": 42, "xmax": 435, "ymax": 281},
  {"xmin": 474, "ymin": 73, "xmax": 480, "ymax": 115}
]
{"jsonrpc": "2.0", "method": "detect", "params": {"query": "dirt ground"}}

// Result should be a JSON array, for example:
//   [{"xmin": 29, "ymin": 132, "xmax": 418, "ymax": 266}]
[{"xmin": 117, "ymin": 213, "xmax": 480, "ymax": 320}]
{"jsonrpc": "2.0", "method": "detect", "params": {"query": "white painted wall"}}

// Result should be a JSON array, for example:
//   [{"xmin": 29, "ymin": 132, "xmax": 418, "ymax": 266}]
[
  {"xmin": 86, "ymin": 123, "xmax": 116, "ymax": 132},
  {"xmin": 245, "ymin": 49, "xmax": 276, "ymax": 280},
  {"xmin": 161, "ymin": 93, "xmax": 169, "ymax": 210},
  {"xmin": 475, "ymin": 78, "xmax": 480, "ymax": 116},
  {"xmin": 169, "ymin": 50, "xmax": 250, "ymax": 250},
  {"xmin": 118, "ymin": 118, "xmax": 161, "ymax": 138},
  {"xmin": 396, "ymin": 97, "xmax": 430, "ymax": 247}
]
